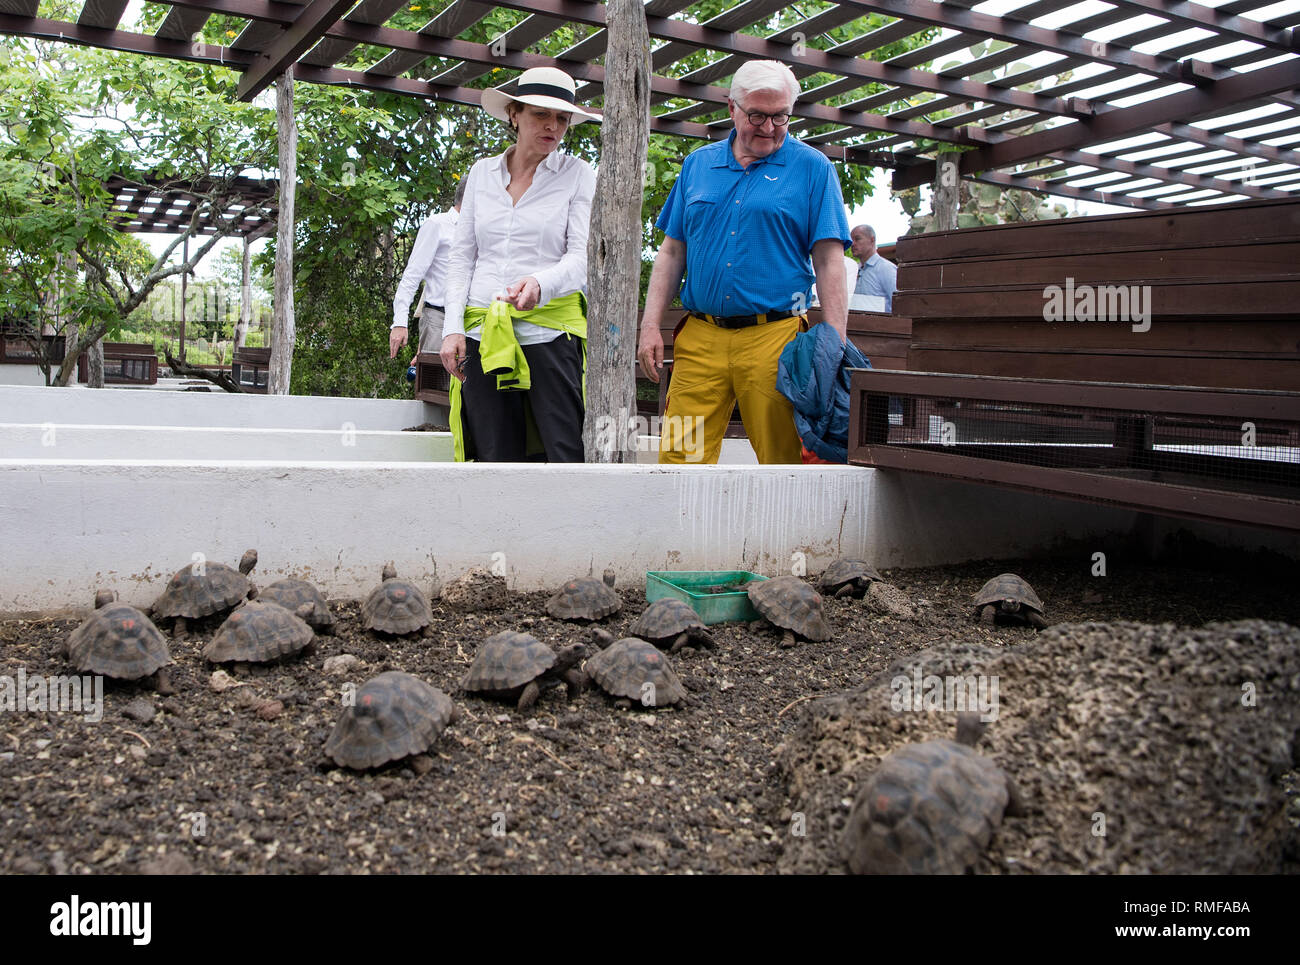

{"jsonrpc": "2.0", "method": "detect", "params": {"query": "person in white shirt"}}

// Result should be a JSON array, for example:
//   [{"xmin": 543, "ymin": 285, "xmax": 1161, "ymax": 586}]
[
  {"xmin": 389, "ymin": 176, "xmax": 467, "ymax": 360},
  {"xmin": 440, "ymin": 67, "xmax": 600, "ymax": 462}
]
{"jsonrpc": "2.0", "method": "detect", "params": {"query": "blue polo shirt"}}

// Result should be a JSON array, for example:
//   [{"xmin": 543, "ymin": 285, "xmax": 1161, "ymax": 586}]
[{"xmin": 657, "ymin": 129, "xmax": 851, "ymax": 317}]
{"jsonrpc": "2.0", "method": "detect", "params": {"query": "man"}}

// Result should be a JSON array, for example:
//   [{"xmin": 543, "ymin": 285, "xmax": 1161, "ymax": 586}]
[
  {"xmin": 637, "ymin": 60, "xmax": 850, "ymax": 465},
  {"xmin": 389, "ymin": 176, "xmax": 467, "ymax": 360},
  {"xmin": 850, "ymin": 224, "xmax": 897, "ymax": 312}
]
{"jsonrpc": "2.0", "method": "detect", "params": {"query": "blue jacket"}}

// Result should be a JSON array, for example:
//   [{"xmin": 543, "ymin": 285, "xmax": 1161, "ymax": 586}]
[{"xmin": 776, "ymin": 324, "xmax": 871, "ymax": 463}]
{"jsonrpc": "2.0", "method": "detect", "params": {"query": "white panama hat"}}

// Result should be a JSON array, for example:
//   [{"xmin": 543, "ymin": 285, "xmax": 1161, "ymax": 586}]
[{"xmin": 480, "ymin": 66, "xmax": 603, "ymax": 126}]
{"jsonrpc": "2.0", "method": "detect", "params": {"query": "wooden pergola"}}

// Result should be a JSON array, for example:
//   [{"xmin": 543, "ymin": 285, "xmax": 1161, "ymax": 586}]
[
  {"xmin": 104, "ymin": 174, "xmax": 278, "ymax": 236},
  {"xmin": 1, "ymin": 0, "xmax": 1297, "ymax": 210}
]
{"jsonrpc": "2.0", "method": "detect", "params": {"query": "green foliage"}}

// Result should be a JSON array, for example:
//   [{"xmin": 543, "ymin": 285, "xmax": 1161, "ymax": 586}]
[{"xmin": 0, "ymin": 36, "xmax": 279, "ymax": 383}]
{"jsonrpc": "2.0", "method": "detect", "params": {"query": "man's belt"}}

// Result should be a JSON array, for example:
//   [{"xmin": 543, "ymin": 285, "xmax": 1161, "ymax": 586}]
[
  {"xmin": 689, "ymin": 310, "xmax": 802, "ymax": 329},
  {"xmin": 424, "ymin": 303, "xmax": 446, "ymax": 313}
]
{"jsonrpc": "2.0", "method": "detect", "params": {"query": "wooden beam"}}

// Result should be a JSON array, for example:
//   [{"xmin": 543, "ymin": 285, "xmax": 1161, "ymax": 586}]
[
  {"xmin": 1105, "ymin": 0, "xmax": 1299, "ymax": 54},
  {"xmin": 893, "ymin": 56, "xmax": 1300, "ymax": 190},
  {"xmin": 236, "ymin": 0, "xmax": 356, "ymax": 101}
]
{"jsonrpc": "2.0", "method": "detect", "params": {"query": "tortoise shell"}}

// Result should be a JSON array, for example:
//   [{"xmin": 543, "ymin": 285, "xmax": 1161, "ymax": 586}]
[
  {"xmin": 748, "ymin": 577, "xmax": 830, "ymax": 641},
  {"xmin": 257, "ymin": 578, "xmax": 335, "ymax": 631},
  {"xmin": 584, "ymin": 637, "xmax": 687, "ymax": 707},
  {"xmin": 546, "ymin": 577, "xmax": 621, "ymax": 621},
  {"xmin": 972, "ymin": 574, "xmax": 1045, "ymax": 615},
  {"xmin": 842, "ymin": 739, "xmax": 1012, "ymax": 875},
  {"xmin": 65, "ymin": 603, "xmax": 172, "ymax": 680},
  {"xmin": 203, "ymin": 600, "xmax": 315, "ymax": 663},
  {"xmin": 151, "ymin": 549, "xmax": 257, "ymax": 620},
  {"xmin": 629, "ymin": 599, "xmax": 714, "ymax": 651},
  {"xmin": 361, "ymin": 567, "xmax": 433, "ymax": 636},
  {"xmin": 460, "ymin": 631, "xmax": 557, "ymax": 695},
  {"xmin": 818, "ymin": 559, "xmax": 884, "ymax": 596},
  {"xmin": 324, "ymin": 672, "xmax": 459, "ymax": 770}
]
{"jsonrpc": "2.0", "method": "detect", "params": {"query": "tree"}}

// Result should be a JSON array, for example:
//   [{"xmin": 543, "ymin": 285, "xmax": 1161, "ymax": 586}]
[{"xmin": 0, "ymin": 39, "xmax": 278, "ymax": 386}]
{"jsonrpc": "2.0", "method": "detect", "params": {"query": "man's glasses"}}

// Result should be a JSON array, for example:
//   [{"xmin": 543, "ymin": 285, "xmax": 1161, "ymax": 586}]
[{"xmin": 741, "ymin": 109, "xmax": 791, "ymax": 127}]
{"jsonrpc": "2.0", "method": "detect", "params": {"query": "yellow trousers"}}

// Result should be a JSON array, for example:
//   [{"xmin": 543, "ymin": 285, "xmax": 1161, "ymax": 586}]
[{"xmin": 659, "ymin": 315, "xmax": 804, "ymax": 465}]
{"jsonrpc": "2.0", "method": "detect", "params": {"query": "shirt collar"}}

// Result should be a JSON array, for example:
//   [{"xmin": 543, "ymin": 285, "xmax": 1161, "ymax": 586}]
[
  {"xmin": 494, "ymin": 147, "xmax": 565, "ymax": 182},
  {"xmin": 714, "ymin": 129, "xmax": 792, "ymax": 169}
]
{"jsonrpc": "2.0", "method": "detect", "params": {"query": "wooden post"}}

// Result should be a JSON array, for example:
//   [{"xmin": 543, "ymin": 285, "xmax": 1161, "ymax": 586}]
[
  {"xmin": 236, "ymin": 233, "xmax": 252, "ymax": 350},
  {"xmin": 180, "ymin": 235, "xmax": 189, "ymax": 361},
  {"xmin": 582, "ymin": 0, "xmax": 651, "ymax": 463},
  {"xmin": 269, "ymin": 71, "xmax": 297, "ymax": 395},
  {"xmin": 933, "ymin": 151, "xmax": 961, "ymax": 232}
]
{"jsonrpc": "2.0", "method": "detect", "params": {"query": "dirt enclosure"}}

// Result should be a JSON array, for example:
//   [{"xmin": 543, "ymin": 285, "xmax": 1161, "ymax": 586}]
[{"xmin": 1, "ymin": 549, "xmax": 1297, "ymax": 875}]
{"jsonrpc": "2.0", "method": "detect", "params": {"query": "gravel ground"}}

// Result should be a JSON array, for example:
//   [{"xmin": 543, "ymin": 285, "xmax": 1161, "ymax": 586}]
[{"xmin": 1, "ymin": 551, "xmax": 1297, "ymax": 875}]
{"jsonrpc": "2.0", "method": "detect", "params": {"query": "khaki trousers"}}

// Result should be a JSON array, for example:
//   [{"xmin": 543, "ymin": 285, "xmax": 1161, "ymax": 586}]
[{"xmin": 658, "ymin": 314, "xmax": 804, "ymax": 465}]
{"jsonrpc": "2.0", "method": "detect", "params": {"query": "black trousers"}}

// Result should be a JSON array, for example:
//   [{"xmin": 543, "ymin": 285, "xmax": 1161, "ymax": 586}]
[{"xmin": 461, "ymin": 334, "xmax": 584, "ymax": 463}]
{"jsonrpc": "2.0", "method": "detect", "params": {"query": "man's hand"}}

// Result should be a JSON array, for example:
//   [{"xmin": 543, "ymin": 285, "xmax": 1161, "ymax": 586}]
[
  {"xmin": 440, "ymin": 334, "xmax": 468, "ymax": 383},
  {"xmin": 639, "ymin": 237, "xmax": 688, "ymax": 384},
  {"xmin": 502, "ymin": 276, "xmax": 541, "ymax": 311},
  {"xmin": 389, "ymin": 326, "xmax": 408, "ymax": 359},
  {"xmin": 638, "ymin": 326, "xmax": 665, "ymax": 383}
]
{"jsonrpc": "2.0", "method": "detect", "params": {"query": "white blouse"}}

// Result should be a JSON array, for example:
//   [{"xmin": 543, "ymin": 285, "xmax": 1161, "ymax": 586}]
[{"xmin": 442, "ymin": 148, "xmax": 597, "ymax": 345}]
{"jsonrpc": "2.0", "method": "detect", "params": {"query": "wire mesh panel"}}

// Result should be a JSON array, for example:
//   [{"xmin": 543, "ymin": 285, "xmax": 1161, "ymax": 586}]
[{"xmin": 849, "ymin": 370, "xmax": 1300, "ymax": 531}]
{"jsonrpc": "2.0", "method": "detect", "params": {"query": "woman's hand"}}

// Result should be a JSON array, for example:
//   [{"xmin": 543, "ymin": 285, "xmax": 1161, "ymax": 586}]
[
  {"xmin": 440, "ymin": 334, "xmax": 468, "ymax": 383},
  {"xmin": 501, "ymin": 276, "xmax": 542, "ymax": 311}
]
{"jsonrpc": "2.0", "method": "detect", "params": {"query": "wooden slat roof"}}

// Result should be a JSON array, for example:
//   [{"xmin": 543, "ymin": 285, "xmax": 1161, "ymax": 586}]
[{"xmin": 2, "ymin": 0, "xmax": 1297, "ymax": 209}]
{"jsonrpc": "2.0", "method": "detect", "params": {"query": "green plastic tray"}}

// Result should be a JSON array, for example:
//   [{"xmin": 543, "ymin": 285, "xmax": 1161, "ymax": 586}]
[{"xmin": 645, "ymin": 571, "xmax": 768, "ymax": 625}]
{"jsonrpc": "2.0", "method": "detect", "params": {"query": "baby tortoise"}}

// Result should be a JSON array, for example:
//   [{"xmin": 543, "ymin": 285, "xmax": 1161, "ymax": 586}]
[
  {"xmin": 150, "ymin": 548, "xmax": 258, "ymax": 639},
  {"xmin": 65, "ymin": 590, "xmax": 173, "ymax": 681},
  {"xmin": 748, "ymin": 576, "xmax": 830, "ymax": 647},
  {"xmin": 361, "ymin": 564, "xmax": 434, "ymax": 637},
  {"xmin": 203, "ymin": 600, "xmax": 316, "ymax": 664},
  {"xmin": 973, "ymin": 573, "xmax": 1047, "ymax": 629},
  {"xmin": 842, "ymin": 714, "xmax": 1022, "ymax": 875},
  {"xmin": 584, "ymin": 637, "xmax": 687, "ymax": 708},
  {"xmin": 629, "ymin": 598, "xmax": 716, "ymax": 653},
  {"xmin": 818, "ymin": 559, "xmax": 884, "ymax": 599},
  {"xmin": 546, "ymin": 571, "xmax": 621, "ymax": 622},
  {"xmin": 324, "ymin": 672, "xmax": 459, "ymax": 770},
  {"xmin": 257, "ymin": 578, "xmax": 336, "ymax": 634},
  {"xmin": 460, "ymin": 632, "xmax": 587, "ymax": 711}
]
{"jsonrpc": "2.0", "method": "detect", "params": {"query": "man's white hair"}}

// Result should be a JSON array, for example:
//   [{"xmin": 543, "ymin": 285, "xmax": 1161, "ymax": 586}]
[{"xmin": 730, "ymin": 60, "xmax": 799, "ymax": 107}]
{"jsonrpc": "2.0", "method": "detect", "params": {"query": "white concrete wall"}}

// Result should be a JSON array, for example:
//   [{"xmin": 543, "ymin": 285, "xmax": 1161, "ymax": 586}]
[
  {"xmin": 0, "ymin": 366, "xmax": 49, "ymax": 387},
  {"xmin": 0, "ymin": 461, "xmax": 873, "ymax": 613},
  {"xmin": 0, "ymin": 384, "xmax": 433, "ymax": 431},
  {"xmin": 0, "ymin": 423, "xmax": 452, "ymax": 462}
]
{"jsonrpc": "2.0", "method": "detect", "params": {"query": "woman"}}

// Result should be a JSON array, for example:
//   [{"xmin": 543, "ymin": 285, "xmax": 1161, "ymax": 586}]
[{"xmin": 440, "ymin": 67, "xmax": 601, "ymax": 462}]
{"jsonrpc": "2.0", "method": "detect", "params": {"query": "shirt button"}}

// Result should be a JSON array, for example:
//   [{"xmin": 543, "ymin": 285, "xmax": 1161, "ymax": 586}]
[
  {"xmin": 727, "ymin": 263, "xmax": 731, "ymax": 267},
  {"xmin": 730, "ymin": 231, "xmax": 735, "ymax": 235},
  {"xmin": 735, "ymin": 200, "xmax": 740, "ymax": 204}
]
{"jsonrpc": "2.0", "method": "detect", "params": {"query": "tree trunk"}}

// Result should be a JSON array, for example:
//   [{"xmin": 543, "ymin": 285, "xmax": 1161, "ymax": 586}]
[
  {"xmin": 581, "ymin": 0, "xmax": 650, "ymax": 464},
  {"xmin": 269, "ymin": 72, "xmax": 297, "ymax": 395},
  {"xmin": 87, "ymin": 336, "xmax": 104, "ymax": 388},
  {"xmin": 933, "ymin": 151, "xmax": 961, "ymax": 232},
  {"xmin": 235, "ymin": 234, "xmax": 251, "ymax": 349}
]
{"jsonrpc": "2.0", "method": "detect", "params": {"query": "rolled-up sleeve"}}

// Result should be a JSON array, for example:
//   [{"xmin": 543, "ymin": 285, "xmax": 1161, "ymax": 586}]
[{"xmin": 532, "ymin": 160, "xmax": 596, "ymax": 307}]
